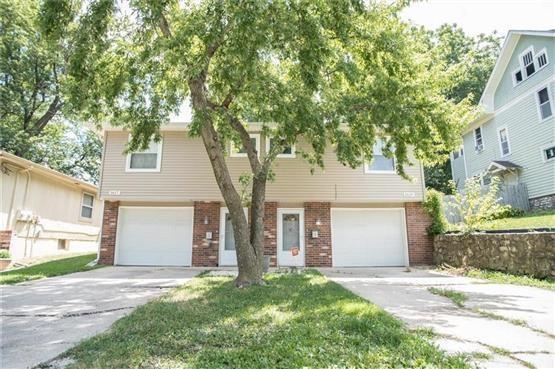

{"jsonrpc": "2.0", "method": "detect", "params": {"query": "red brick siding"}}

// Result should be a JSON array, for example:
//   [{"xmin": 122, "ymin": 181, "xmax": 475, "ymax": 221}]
[
  {"xmin": 304, "ymin": 202, "xmax": 332, "ymax": 267},
  {"xmin": 0, "ymin": 230, "xmax": 12, "ymax": 250},
  {"xmin": 99, "ymin": 201, "xmax": 119, "ymax": 265},
  {"xmin": 405, "ymin": 202, "xmax": 433, "ymax": 265},
  {"xmin": 264, "ymin": 202, "xmax": 278, "ymax": 267},
  {"xmin": 192, "ymin": 201, "xmax": 220, "ymax": 267}
]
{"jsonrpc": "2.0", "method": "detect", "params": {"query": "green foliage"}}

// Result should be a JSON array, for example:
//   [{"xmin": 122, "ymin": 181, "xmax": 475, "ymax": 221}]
[
  {"xmin": 428, "ymin": 287, "xmax": 468, "ymax": 307},
  {"xmin": 450, "ymin": 176, "xmax": 510, "ymax": 232},
  {"xmin": 65, "ymin": 271, "xmax": 471, "ymax": 368},
  {"xmin": 40, "ymin": 0, "xmax": 474, "ymax": 173},
  {"xmin": 464, "ymin": 268, "xmax": 555, "ymax": 291},
  {"xmin": 487, "ymin": 206, "xmax": 525, "ymax": 221},
  {"xmin": 423, "ymin": 188, "xmax": 448, "ymax": 235},
  {"xmin": 0, "ymin": 250, "xmax": 10, "ymax": 258},
  {"xmin": 0, "ymin": 253, "xmax": 99, "ymax": 285},
  {"xmin": 0, "ymin": 0, "xmax": 102, "ymax": 183},
  {"xmin": 425, "ymin": 160, "xmax": 454, "ymax": 195}
]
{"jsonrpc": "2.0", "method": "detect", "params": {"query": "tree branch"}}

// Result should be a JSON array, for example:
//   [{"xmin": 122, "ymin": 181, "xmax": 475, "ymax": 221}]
[{"xmin": 31, "ymin": 96, "xmax": 62, "ymax": 135}]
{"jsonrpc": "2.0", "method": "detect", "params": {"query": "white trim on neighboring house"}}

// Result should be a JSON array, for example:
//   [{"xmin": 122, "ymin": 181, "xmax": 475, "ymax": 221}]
[
  {"xmin": 473, "ymin": 126, "xmax": 484, "ymax": 153},
  {"xmin": 125, "ymin": 136, "xmax": 163, "ymax": 173},
  {"xmin": 230, "ymin": 133, "xmax": 261, "ymax": 158},
  {"xmin": 512, "ymin": 67, "xmax": 524, "ymax": 87},
  {"xmin": 497, "ymin": 125, "xmax": 511, "ymax": 157},
  {"xmin": 79, "ymin": 192, "xmax": 95, "ymax": 223},
  {"xmin": 541, "ymin": 143, "xmax": 555, "ymax": 163},
  {"xmin": 535, "ymin": 84, "xmax": 554, "ymax": 122},
  {"xmin": 518, "ymin": 46, "xmax": 536, "ymax": 78},
  {"xmin": 265, "ymin": 137, "xmax": 296, "ymax": 158},
  {"xmin": 535, "ymin": 47, "xmax": 549, "ymax": 70}
]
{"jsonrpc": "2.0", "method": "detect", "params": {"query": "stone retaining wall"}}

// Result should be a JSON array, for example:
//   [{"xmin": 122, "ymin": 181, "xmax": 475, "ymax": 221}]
[{"xmin": 434, "ymin": 232, "xmax": 555, "ymax": 278}]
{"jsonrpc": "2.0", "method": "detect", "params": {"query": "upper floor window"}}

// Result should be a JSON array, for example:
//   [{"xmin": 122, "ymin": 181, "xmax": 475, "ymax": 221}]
[
  {"xmin": 265, "ymin": 137, "xmax": 295, "ymax": 158},
  {"xmin": 81, "ymin": 193, "xmax": 94, "ymax": 219},
  {"xmin": 474, "ymin": 127, "xmax": 484, "ymax": 153},
  {"xmin": 364, "ymin": 139, "xmax": 395, "ymax": 173},
  {"xmin": 537, "ymin": 87, "xmax": 553, "ymax": 120},
  {"xmin": 544, "ymin": 146, "xmax": 555, "ymax": 161},
  {"xmin": 522, "ymin": 49, "xmax": 535, "ymax": 77},
  {"xmin": 452, "ymin": 147, "xmax": 464, "ymax": 160},
  {"xmin": 126, "ymin": 139, "xmax": 163, "ymax": 172},
  {"xmin": 230, "ymin": 134, "xmax": 260, "ymax": 158},
  {"xmin": 498, "ymin": 127, "xmax": 511, "ymax": 157},
  {"xmin": 536, "ymin": 49, "xmax": 548, "ymax": 69},
  {"xmin": 513, "ymin": 47, "xmax": 549, "ymax": 86}
]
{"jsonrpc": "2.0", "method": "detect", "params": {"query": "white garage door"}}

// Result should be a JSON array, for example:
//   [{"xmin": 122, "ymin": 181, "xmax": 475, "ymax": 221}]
[
  {"xmin": 331, "ymin": 209, "xmax": 407, "ymax": 267},
  {"xmin": 116, "ymin": 207, "xmax": 193, "ymax": 266}
]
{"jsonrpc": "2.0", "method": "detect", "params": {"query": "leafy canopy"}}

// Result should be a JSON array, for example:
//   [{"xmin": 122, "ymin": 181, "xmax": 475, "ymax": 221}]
[{"xmin": 41, "ymin": 0, "xmax": 474, "ymax": 176}]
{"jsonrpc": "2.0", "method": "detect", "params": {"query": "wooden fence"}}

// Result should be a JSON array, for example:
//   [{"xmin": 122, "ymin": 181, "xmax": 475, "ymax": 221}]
[{"xmin": 443, "ymin": 183, "xmax": 530, "ymax": 224}]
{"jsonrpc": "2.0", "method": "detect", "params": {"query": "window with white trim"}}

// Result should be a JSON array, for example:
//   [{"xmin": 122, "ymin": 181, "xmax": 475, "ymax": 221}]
[
  {"xmin": 452, "ymin": 147, "xmax": 464, "ymax": 160},
  {"xmin": 474, "ymin": 127, "xmax": 484, "ymax": 152},
  {"xmin": 498, "ymin": 127, "xmax": 510, "ymax": 156},
  {"xmin": 513, "ymin": 69, "xmax": 523, "ymax": 85},
  {"xmin": 265, "ymin": 137, "xmax": 295, "ymax": 158},
  {"xmin": 126, "ymin": 139, "xmax": 162, "ymax": 171},
  {"xmin": 544, "ymin": 146, "xmax": 555, "ymax": 161},
  {"xmin": 522, "ymin": 49, "xmax": 535, "ymax": 77},
  {"xmin": 364, "ymin": 139, "xmax": 395, "ymax": 173},
  {"xmin": 81, "ymin": 193, "xmax": 94, "ymax": 219},
  {"xmin": 230, "ymin": 134, "xmax": 260, "ymax": 157},
  {"xmin": 537, "ymin": 87, "xmax": 553, "ymax": 120},
  {"xmin": 536, "ymin": 50, "xmax": 548, "ymax": 69}
]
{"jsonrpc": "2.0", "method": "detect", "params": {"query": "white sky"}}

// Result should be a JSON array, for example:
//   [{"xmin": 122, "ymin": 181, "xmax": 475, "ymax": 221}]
[{"xmin": 401, "ymin": 0, "xmax": 555, "ymax": 36}]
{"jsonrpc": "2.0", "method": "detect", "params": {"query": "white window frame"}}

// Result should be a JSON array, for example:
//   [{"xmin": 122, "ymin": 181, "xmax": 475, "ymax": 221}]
[
  {"xmin": 519, "ymin": 46, "xmax": 536, "ymax": 78},
  {"xmin": 512, "ymin": 67, "xmax": 524, "ymax": 87},
  {"xmin": 364, "ymin": 138, "xmax": 396, "ymax": 174},
  {"xmin": 541, "ymin": 144, "xmax": 555, "ymax": 163},
  {"xmin": 265, "ymin": 137, "xmax": 296, "ymax": 158},
  {"xmin": 80, "ymin": 192, "xmax": 95, "ymax": 221},
  {"xmin": 125, "ymin": 136, "xmax": 163, "ymax": 172},
  {"xmin": 535, "ymin": 48, "xmax": 549, "ymax": 70},
  {"xmin": 497, "ymin": 126, "xmax": 511, "ymax": 157},
  {"xmin": 536, "ymin": 85, "xmax": 554, "ymax": 121},
  {"xmin": 474, "ymin": 126, "xmax": 484, "ymax": 153},
  {"xmin": 230, "ymin": 133, "xmax": 260, "ymax": 158}
]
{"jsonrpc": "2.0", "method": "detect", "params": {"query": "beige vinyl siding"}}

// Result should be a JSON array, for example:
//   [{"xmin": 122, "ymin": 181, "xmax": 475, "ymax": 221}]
[{"xmin": 101, "ymin": 131, "xmax": 424, "ymax": 202}]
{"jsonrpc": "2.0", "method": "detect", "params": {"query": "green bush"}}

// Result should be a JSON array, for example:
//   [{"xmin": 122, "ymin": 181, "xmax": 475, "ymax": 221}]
[
  {"xmin": 0, "ymin": 250, "xmax": 11, "ymax": 258},
  {"xmin": 487, "ymin": 205, "xmax": 524, "ymax": 221},
  {"xmin": 423, "ymin": 188, "xmax": 448, "ymax": 235}
]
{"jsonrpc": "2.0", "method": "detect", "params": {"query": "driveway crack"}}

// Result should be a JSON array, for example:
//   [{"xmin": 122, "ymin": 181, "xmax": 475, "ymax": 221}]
[{"xmin": 1, "ymin": 306, "xmax": 134, "ymax": 319}]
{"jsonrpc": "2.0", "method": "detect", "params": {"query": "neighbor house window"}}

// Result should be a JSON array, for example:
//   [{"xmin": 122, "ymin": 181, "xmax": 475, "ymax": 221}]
[
  {"xmin": 536, "ymin": 49, "xmax": 548, "ymax": 69},
  {"xmin": 474, "ymin": 127, "xmax": 484, "ymax": 152},
  {"xmin": 58, "ymin": 239, "xmax": 69, "ymax": 250},
  {"xmin": 481, "ymin": 174, "xmax": 492, "ymax": 186},
  {"xmin": 126, "ymin": 139, "xmax": 163, "ymax": 171},
  {"xmin": 230, "ymin": 134, "xmax": 260, "ymax": 158},
  {"xmin": 265, "ymin": 137, "xmax": 295, "ymax": 158},
  {"xmin": 544, "ymin": 146, "xmax": 555, "ymax": 161},
  {"xmin": 498, "ymin": 127, "xmax": 511, "ymax": 156},
  {"xmin": 537, "ymin": 87, "xmax": 553, "ymax": 120},
  {"xmin": 364, "ymin": 139, "xmax": 395, "ymax": 173},
  {"xmin": 521, "ymin": 48, "xmax": 535, "ymax": 77},
  {"xmin": 513, "ymin": 69, "xmax": 523, "ymax": 85},
  {"xmin": 81, "ymin": 193, "xmax": 94, "ymax": 219},
  {"xmin": 453, "ymin": 147, "xmax": 463, "ymax": 160}
]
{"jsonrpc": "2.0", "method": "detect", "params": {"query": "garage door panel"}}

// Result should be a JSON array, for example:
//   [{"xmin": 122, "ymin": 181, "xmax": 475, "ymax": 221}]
[
  {"xmin": 332, "ymin": 209, "xmax": 406, "ymax": 267},
  {"xmin": 116, "ymin": 207, "xmax": 193, "ymax": 266}
]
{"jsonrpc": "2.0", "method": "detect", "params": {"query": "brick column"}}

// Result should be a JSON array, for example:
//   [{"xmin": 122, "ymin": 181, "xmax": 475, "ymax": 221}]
[
  {"xmin": 263, "ymin": 202, "xmax": 277, "ymax": 267},
  {"xmin": 99, "ymin": 201, "xmax": 119, "ymax": 265},
  {"xmin": 304, "ymin": 202, "xmax": 332, "ymax": 267},
  {"xmin": 192, "ymin": 201, "xmax": 220, "ymax": 267},
  {"xmin": 0, "ymin": 230, "xmax": 12, "ymax": 250},
  {"xmin": 405, "ymin": 202, "xmax": 433, "ymax": 265}
]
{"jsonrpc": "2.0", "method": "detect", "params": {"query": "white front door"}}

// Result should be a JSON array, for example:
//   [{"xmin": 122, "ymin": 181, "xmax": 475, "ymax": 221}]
[
  {"xmin": 219, "ymin": 208, "xmax": 248, "ymax": 266},
  {"xmin": 116, "ymin": 207, "xmax": 193, "ymax": 266},
  {"xmin": 277, "ymin": 208, "xmax": 304, "ymax": 266}
]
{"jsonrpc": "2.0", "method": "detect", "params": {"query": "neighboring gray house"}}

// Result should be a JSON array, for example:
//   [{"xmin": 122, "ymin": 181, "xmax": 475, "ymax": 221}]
[{"xmin": 451, "ymin": 30, "xmax": 555, "ymax": 210}]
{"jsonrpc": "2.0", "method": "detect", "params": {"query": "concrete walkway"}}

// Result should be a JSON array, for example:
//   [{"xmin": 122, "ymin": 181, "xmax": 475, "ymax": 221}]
[
  {"xmin": 321, "ymin": 267, "xmax": 555, "ymax": 369},
  {"xmin": 1, "ymin": 267, "xmax": 199, "ymax": 369}
]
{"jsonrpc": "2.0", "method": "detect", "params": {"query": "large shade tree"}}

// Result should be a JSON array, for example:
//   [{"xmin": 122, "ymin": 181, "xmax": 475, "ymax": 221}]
[{"xmin": 41, "ymin": 0, "xmax": 473, "ymax": 286}]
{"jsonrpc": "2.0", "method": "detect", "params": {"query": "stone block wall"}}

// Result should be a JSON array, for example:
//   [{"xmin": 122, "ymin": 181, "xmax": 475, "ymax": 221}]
[
  {"xmin": 529, "ymin": 194, "xmax": 555, "ymax": 211},
  {"xmin": 434, "ymin": 232, "xmax": 555, "ymax": 278}
]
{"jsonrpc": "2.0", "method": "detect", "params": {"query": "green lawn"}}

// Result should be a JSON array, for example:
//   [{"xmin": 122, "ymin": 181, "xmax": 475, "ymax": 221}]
[
  {"xmin": 0, "ymin": 253, "xmax": 100, "ymax": 285},
  {"xmin": 464, "ymin": 268, "xmax": 555, "ymax": 291},
  {"xmin": 476, "ymin": 211, "xmax": 555, "ymax": 230},
  {"xmin": 62, "ymin": 271, "xmax": 470, "ymax": 369}
]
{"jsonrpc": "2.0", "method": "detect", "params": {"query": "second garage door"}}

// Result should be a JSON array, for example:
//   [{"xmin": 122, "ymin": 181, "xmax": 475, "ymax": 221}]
[
  {"xmin": 116, "ymin": 207, "xmax": 193, "ymax": 266},
  {"xmin": 331, "ymin": 208, "xmax": 407, "ymax": 267}
]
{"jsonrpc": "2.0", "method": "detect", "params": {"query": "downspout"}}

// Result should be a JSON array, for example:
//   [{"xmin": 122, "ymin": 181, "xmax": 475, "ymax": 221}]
[{"xmin": 6, "ymin": 166, "xmax": 32, "ymax": 230}]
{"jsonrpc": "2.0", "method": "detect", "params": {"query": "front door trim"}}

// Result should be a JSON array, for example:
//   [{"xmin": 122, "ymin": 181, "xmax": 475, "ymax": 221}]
[{"xmin": 277, "ymin": 208, "xmax": 305, "ymax": 266}]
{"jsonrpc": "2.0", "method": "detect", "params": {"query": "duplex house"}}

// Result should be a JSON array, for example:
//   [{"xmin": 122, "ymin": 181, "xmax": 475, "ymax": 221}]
[
  {"xmin": 0, "ymin": 151, "xmax": 102, "ymax": 259},
  {"xmin": 451, "ymin": 30, "xmax": 555, "ymax": 210},
  {"xmin": 97, "ymin": 123, "xmax": 432, "ymax": 268}
]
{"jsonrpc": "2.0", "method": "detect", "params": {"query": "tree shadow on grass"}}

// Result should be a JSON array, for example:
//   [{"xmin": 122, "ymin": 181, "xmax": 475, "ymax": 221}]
[{"xmin": 63, "ymin": 270, "xmax": 471, "ymax": 369}]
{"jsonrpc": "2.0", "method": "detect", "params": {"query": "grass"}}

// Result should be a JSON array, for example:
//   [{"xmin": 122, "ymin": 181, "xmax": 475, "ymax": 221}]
[
  {"xmin": 0, "ymin": 253, "xmax": 100, "ymax": 285},
  {"xmin": 476, "ymin": 211, "xmax": 555, "ymax": 230},
  {"xmin": 428, "ymin": 288, "xmax": 468, "ymax": 307},
  {"xmin": 463, "ymin": 268, "xmax": 555, "ymax": 291},
  {"xmin": 59, "ymin": 271, "xmax": 471, "ymax": 369}
]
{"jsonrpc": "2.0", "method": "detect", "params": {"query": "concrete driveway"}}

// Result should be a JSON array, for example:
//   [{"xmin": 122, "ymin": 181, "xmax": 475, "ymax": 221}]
[
  {"xmin": 321, "ymin": 267, "xmax": 555, "ymax": 369},
  {"xmin": 1, "ymin": 266, "xmax": 199, "ymax": 369}
]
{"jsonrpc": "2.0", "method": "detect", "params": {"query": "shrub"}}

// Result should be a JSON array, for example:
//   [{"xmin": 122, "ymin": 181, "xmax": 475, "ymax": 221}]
[
  {"xmin": 0, "ymin": 250, "xmax": 11, "ymax": 258},
  {"xmin": 423, "ymin": 188, "xmax": 448, "ymax": 235}
]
